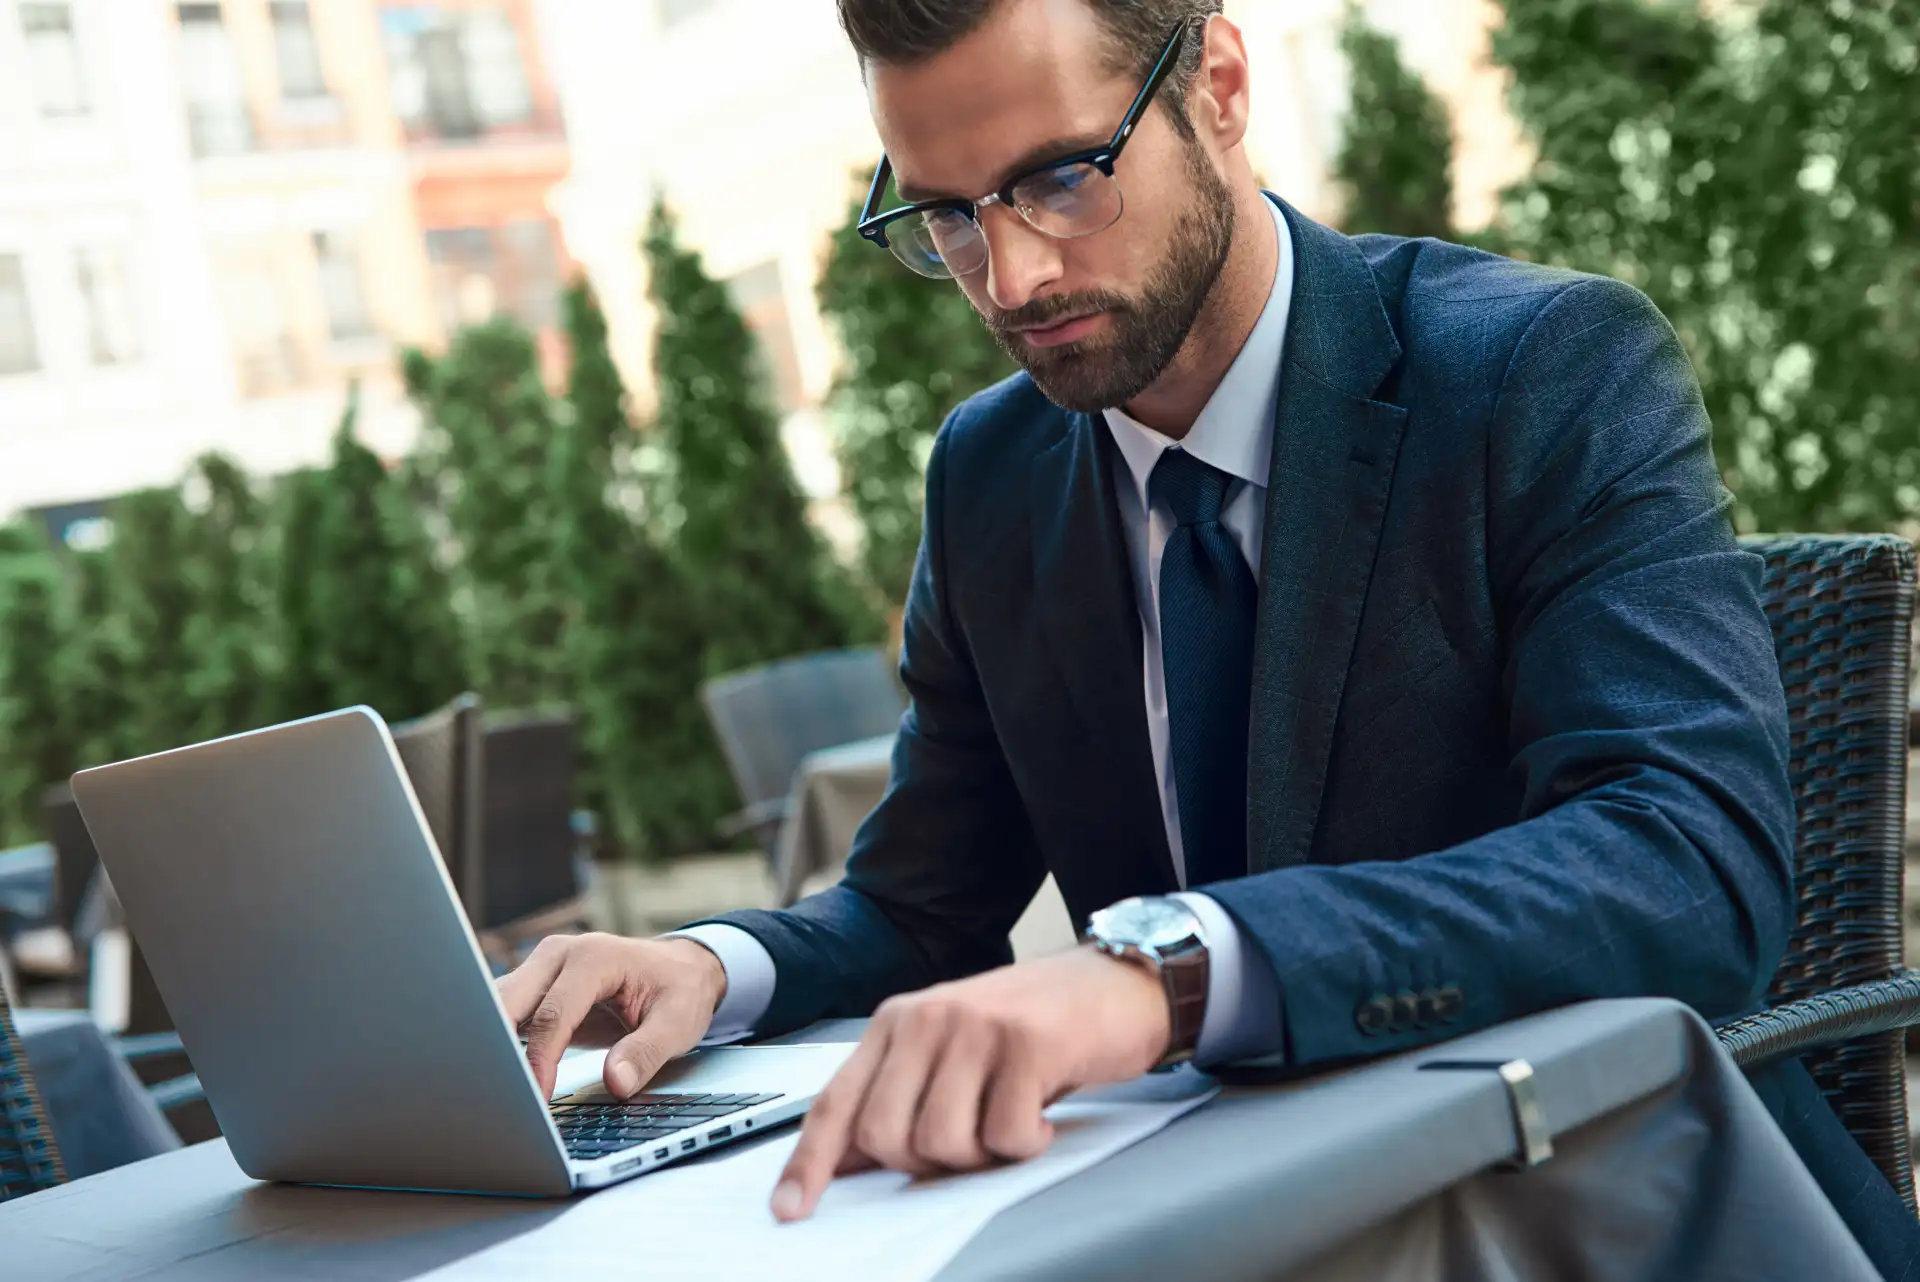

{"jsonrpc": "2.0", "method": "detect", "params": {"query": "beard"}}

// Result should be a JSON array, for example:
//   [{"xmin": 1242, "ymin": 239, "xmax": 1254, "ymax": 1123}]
[{"xmin": 981, "ymin": 140, "xmax": 1237, "ymax": 413}]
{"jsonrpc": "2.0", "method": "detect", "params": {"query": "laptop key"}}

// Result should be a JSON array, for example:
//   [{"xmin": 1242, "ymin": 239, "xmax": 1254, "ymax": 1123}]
[{"xmin": 659, "ymin": 1103, "xmax": 746, "ymax": 1119}]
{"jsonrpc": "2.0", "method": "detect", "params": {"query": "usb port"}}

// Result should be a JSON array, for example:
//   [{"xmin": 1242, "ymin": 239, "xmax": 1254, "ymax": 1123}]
[
  {"xmin": 654, "ymin": 1147, "xmax": 670, "ymax": 1159},
  {"xmin": 680, "ymin": 1138, "xmax": 697, "ymax": 1152},
  {"xmin": 708, "ymin": 1126, "xmax": 733, "ymax": 1141}
]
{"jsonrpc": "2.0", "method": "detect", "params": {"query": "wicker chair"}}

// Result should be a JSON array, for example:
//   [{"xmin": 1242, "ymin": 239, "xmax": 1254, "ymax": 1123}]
[
  {"xmin": 0, "ymin": 980, "xmax": 64, "ymax": 1203},
  {"xmin": 1715, "ymin": 534, "xmax": 1920, "ymax": 1216},
  {"xmin": 700, "ymin": 648, "xmax": 906, "ymax": 858},
  {"xmin": 391, "ymin": 693, "xmax": 486, "ymax": 926}
]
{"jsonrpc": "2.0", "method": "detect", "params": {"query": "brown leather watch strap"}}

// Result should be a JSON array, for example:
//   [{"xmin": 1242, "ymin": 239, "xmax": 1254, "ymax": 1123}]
[{"xmin": 1159, "ymin": 942, "xmax": 1210, "ymax": 1065}]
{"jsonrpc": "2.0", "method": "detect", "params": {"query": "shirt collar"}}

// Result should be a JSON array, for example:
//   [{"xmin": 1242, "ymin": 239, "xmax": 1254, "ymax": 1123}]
[{"xmin": 1104, "ymin": 194, "xmax": 1294, "ymax": 508}]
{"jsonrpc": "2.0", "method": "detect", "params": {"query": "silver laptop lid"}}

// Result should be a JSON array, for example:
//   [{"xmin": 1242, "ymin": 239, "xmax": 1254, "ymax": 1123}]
[{"xmin": 72, "ymin": 707, "xmax": 572, "ymax": 1196}]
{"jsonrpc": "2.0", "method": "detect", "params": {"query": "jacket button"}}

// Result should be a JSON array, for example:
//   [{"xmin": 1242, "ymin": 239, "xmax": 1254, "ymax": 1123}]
[
  {"xmin": 1355, "ymin": 995, "xmax": 1394, "ymax": 1036},
  {"xmin": 1433, "ymin": 984, "xmax": 1465, "ymax": 1024},
  {"xmin": 1392, "ymin": 990, "xmax": 1422, "ymax": 1033}
]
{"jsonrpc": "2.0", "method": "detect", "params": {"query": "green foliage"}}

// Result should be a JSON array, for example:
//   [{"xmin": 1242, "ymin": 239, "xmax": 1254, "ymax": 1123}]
[
  {"xmin": 816, "ymin": 169, "xmax": 1017, "ymax": 603},
  {"xmin": 552, "ymin": 279, "xmax": 731, "ymax": 858},
  {"xmin": 404, "ymin": 319, "xmax": 566, "ymax": 709},
  {"xmin": 180, "ymin": 453, "xmax": 277, "ymax": 743},
  {"xmin": 99, "ymin": 486, "xmax": 202, "ymax": 761},
  {"xmin": 0, "ymin": 527, "xmax": 73, "ymax": 845},
  {"xmin": 61, "ymin": 547, "xmax": 139, "ymax": 773},
  {"xmin": 644, "ymin": 199, "xmax": 875, "ymax": 674},
  {"xmin": 269, "ymin": 467, "xmax": 334, "ymax": 723},
  {"xmin": 301, "ymin": 391, "xmax": 466, "ymax": 722},
  {"xmin": 1491, "ymin": 0, "xmax": 1920, "ymax": 531},
  {"xmin": 1334, "ymin": 9, "xmax": 1457, "ymax": 239}
]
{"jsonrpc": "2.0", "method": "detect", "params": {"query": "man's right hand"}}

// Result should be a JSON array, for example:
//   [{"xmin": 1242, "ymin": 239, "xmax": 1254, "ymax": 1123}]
[{"xmin": 495, "ymin": 933, "xmax": 728, "ymax": 1102}]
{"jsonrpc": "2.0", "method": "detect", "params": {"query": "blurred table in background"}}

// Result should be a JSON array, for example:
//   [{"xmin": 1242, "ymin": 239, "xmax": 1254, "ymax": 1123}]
[
  {"xmin": 770, "ymin": 732, "xmax": 1077, "ymax": 960},
  {"xmin": 0, "ymin": 843, "xmax": 55, "ymax": 929},
  {"xmin": 772, "ymin": 733, "xmax": 896, "ymax": 906},
  {"xmin": 14, "ymin": 1008, "xmax": 179, "ymax": 1180}
]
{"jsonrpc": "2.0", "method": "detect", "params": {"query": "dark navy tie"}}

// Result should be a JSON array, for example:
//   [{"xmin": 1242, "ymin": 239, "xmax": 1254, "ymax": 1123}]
[{"xmin": 1151, "ymin": 448, "xmax": 1257, "ymax": 888}]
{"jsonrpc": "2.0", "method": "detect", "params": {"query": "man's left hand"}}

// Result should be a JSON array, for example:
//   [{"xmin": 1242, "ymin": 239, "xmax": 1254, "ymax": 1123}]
[{"xmin": 770, "ymin": 946, "xmax": 1172, "ymax": 1222}]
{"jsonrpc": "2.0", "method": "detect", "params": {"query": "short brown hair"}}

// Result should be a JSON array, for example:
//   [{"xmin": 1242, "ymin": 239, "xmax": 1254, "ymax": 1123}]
[{"xmin": 837, "ymin": 0, "xmax": 1222, "ymax": 134}]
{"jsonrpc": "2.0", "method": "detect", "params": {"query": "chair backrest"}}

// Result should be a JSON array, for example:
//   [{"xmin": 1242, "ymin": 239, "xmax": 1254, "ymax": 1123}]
[
  {"xmin": 478, "ymin": 709, "xmax": 579, "ymax": 930},
  {"xmin": 392, "ymin": 694, "xmax": 485, "ymax": 925},
  {"xmin": 1746, "ymin": 534, "xmax": 1915, "ymax": 1205},
  {"xmin": 41, "ymin": 782, "xmax": 98, "ymax": 937},
  {"xmin": 0, "ymin": 983, "xmax": 64, "ymax": 1202},
  {"xmin": 700, "ymin": 648, "xmax": 906, "ymax": 812}
]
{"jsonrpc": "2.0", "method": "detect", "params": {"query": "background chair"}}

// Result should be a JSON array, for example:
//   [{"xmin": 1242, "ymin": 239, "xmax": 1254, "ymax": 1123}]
[
  {"xmin": 1715, "ymin": 534, "xmax": 1920, "ymax": 1215},
  {"xmin": 391, "ymin": 693, "xmax": 486, "ymax": 927},
  {"xmin": 0, "ymin": 980, "xmax": 64, "ymax": 1203},
  {"xmin": 471, "ymin": 709, "xmax": 591, "ymax": 968},
  {"xmin": 700, "ymin": 648, "xmax": 906, "ymax": 860}
]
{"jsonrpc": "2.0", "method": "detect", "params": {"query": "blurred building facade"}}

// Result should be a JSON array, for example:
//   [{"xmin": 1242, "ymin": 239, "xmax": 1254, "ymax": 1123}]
[
  {"xmin": 4, "ymin": 0, "xmax": 1528, "ymax": 524},
  {"xmin": 0, "ymin": 0, "xmax": 572, "ymax": 525},
  {"xmin": 539, "ymin": 0, "xmax": 1530, "ymax": 499}
]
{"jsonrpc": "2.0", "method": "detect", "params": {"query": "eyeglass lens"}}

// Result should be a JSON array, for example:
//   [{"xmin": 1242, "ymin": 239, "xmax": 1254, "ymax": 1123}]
[{"xmin": 886, "ymin": 161, "xmax": 1126, "ymax": 279}]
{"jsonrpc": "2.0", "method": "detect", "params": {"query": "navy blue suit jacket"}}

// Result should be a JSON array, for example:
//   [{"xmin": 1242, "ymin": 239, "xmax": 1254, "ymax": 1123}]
[{"xmin": 707, "ymin": 202, "xmax": 1915, "ymax": 1272}]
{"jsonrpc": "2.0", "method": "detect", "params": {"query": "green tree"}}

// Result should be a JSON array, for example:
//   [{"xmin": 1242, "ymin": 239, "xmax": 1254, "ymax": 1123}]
[
  {"xmin": 403, "ymin": 318, "xmax": 565, "ymax": 710},
  {"xmin": 0, "ymin": 528, "xmax": 74, "ymax": 845},
  {"xmin": 816, "ymin": 169, "xmax": 1016, "ymax": 604},
  {"xmin": 303, "ymin": 390, "xmax": 466, "ymax": 722},
  {"xmin": 1492, "ymin": 0, "xmax": 1920, "ymax": 532},
  {"xmin": 180, "ymin": 453, "xmax": 277, "ymax": 743},
  {"xmin": 99, "ymin": 486, "xmax": 201, "ymax": 760},
  {"xmin": 269, "ymin": 467, "xmax": 335, "ymax": 722},
  {"xmin": 644, "ymin": 199, "xmax": 874, "ymax": 676},
  {"xmin": 61, "ymin": 546, "xmax": 140, "ymax": 772},
  {"xmin": 552, "ymin": 279, "xmax": 730, "ymax": 858},
  {"xmin": 1334, "ymin": 8, "xmax": 1457, "ymax": 239}
]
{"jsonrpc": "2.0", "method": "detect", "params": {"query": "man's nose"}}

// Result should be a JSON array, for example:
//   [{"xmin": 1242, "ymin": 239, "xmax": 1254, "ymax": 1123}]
[{"xmin": 979, "ymin": 205, "xmax": 1063, "ymax": 313}]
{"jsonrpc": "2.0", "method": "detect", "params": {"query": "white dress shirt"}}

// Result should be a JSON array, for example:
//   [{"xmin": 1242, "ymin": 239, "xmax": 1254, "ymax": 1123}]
[{"xmin": 678, "ymin": 197, "xmax": 1294, "ymax": 1064}]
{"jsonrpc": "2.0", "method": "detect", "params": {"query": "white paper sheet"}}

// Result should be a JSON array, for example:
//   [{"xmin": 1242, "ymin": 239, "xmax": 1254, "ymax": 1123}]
[{"xmin": 420, "ymin": 1069, "xmax": 1217, "ymax": 1282}]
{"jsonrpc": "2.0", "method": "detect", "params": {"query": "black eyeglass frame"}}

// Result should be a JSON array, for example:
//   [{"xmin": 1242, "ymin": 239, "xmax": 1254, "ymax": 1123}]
[{"xmin": 855, "ymin": 20, "xmax": 1192, "ymax": 259}]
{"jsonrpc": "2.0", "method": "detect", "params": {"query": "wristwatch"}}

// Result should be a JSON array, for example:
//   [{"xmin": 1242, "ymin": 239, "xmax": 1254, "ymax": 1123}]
[{"xmin": 1083, "ymin": 895, "xmax": 1210, "ymax": 1067}]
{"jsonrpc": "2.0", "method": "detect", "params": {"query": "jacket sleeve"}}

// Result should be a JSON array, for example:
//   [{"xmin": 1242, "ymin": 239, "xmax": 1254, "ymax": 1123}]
[
  {"xmin": 691, "ymin": 408, "xmax": 1048, "ymax": 1035},
  {"xmin": 1205, "ymin": 276, "xmax": 1796, "ymax": 1067}
]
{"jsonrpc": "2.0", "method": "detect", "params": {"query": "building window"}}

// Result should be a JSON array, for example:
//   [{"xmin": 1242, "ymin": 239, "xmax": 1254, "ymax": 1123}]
[
  {"xmin": 382, "ymin": 6, "xmax": 535, "ymax": 142},
  {"xmin": 20, "ymin": 3, "xmax": 90, "ymax": 119},
  {"xmin": 177, "ymin": 4, "xmax": 253, "ymax": 156},
  {"xmin": 424, "ymin": 220, "xmax": 560, "ymax": 335},
  {"xmin": 659, "ymin": 0, "xmax": 715, "ymax": 27},
  {"xmin": 270, "ymin": 1, "xmax": 328, "ymax": 100},
  {"xmin": 214, "ymin": 248, "xmax": 297, "ymax": 397},
  {"xmin": 312, "ymin": 230, "xmax": 372, "ymax": 341},
  {"xmin": 727, "ymin": 260, "xmax": 806, "ymax": 413},
  {"xmin": 0, "ymin": 255, "xmax": 39, "ymax": 375},
  {"xmin": 75, "ymin": 246, "xmax": 141, "ymax": 366}
]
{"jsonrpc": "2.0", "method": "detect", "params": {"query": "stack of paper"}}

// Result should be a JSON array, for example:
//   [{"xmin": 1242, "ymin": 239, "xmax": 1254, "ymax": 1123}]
[{"xmin": 424, "ymin": 1070, "xmax": 1216, "ymax": 1282}]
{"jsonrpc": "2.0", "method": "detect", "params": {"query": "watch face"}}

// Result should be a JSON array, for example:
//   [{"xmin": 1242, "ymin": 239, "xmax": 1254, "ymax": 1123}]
[{"xmin": 1093, "ymin": 896, "xmax": 1196, "ymax": 950}]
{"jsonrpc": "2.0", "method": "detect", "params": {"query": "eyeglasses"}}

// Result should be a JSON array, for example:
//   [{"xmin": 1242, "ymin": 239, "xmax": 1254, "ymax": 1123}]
[{"xmin": 856, "ymin": 21, "xmax": 1191, "ymax": 280}]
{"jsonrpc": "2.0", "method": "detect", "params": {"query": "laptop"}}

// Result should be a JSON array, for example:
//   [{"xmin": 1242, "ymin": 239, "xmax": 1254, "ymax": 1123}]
[{"xmin": 71, "ymin": 706, "xmax": 853, "ymax": 1196}]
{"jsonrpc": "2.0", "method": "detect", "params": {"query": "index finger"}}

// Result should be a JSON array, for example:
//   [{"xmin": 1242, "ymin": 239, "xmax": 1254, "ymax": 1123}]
[
  {"xmin": 771, "ymin": 1024, "xmax": 890, "ymax": 1222},
  {"xmin": 494, "ymin": 936, "xmax": 571, "ymax": 1028}
]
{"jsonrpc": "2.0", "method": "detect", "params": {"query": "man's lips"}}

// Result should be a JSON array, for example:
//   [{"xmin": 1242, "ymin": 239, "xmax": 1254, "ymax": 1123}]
[{"xmin": 1011, "ymin": 312, "xmax": 1106, "ymax": 348}]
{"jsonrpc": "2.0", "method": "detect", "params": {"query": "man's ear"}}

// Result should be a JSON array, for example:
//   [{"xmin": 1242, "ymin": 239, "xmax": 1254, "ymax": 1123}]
[{"xmin": 1188, "ymin": 15, "xmax": 1251, "ymax": 153}]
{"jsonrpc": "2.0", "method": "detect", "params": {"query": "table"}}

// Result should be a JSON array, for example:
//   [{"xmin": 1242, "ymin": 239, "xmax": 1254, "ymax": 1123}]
[
  {"xmin": 770, "ymin": 733, "xmax": 895, "ymax": 906},
  {"xmin": 13, "ymin": 1009, "xmax": 179, "ymax": 1180},
  {"xmin": 0, "ymin": 999, "xmax": 1873, "ymax": 1280},
  {"xmin": 0, "ymin": 843, "xmax": 55, "ymax": 927}
]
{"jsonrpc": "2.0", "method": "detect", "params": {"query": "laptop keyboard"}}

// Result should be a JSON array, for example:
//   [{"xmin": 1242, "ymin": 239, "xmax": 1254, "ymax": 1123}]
[{"xmin": 551, "ymin": 1092, "xmax": 784, "ymax": 1161}]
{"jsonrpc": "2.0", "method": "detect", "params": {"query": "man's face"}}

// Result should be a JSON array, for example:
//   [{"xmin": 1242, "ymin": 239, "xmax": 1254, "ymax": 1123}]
[{"xmin": 868, "ymin": 0, "xmax": 1235, "ymax": 413}]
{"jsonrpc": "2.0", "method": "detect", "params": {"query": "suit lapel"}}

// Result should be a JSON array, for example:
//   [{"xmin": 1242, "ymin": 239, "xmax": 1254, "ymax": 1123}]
[
  {"xmin": 1247, "ymin": 201, "xmax": 1412, "ymax": 872},
  {"xmin": 1030, "ymin": 413, "xmax": 1178, "ymax": 896}
]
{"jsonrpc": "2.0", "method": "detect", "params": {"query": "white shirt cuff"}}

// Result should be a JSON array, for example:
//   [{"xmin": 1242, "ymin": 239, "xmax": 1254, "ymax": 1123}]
[
  {"xmin": 1171, "ymin": 891, "xmax": 1284, "ymax": 1066},
  {"xmin": 666, "ymin": 924, "xmax": 776, "ymax": 1045}
]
